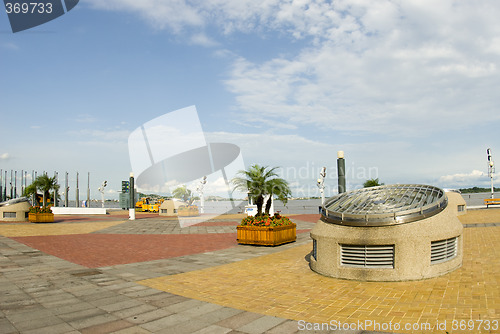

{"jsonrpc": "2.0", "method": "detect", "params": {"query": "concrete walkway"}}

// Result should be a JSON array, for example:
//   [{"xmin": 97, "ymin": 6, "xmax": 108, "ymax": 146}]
[{"xmin": 1, "ymin": 211, "xmax": 499, "ymax": 333}]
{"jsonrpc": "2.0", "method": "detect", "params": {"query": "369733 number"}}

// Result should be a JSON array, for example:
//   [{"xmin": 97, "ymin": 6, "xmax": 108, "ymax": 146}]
[{"xmin": 5, "ymin": 2, "xmax": 53, "ymax": 14}]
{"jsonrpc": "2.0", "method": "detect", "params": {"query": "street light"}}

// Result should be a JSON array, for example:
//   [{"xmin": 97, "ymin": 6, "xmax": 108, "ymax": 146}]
[
  {"xmin": 337, "ymin": 151, "xmax": 346, "ymax": 194},
  {"xmin": 98, "ymin": 180, "xmax": 107, "ymax": 208},
  {"xmin": 129, "ymin": 173, "xmax": 135, "ymax": 220},
  {"xmin": 317, "ymin": 167, "xmax": 326, "ymax": 206},
  {"xmin": 487, "ymin": 148, "xmax": 495, "ymax": 199},
  {"xmin": 196, "ymin": 176, "xmax": 207, "ymax": 214}
]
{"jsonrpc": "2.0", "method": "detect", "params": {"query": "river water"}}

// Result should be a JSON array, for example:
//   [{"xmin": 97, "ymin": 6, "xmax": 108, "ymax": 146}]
[{"xmin": 63, "ymin": 192, "xmax": 497, "ymax": 214}]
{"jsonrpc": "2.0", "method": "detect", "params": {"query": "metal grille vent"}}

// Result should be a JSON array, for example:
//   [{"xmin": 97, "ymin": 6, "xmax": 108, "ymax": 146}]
[
  {"xmin": 322, "ymin": 184, "xmax": 447, "ymax": 226},
  {"xmin": 312, "ymin": 240, "xmax": 317, "ymax": 261},
  {"xmin": 431, "ymin": 237, "xmax": 457, "ymax": 264},
  {"xmin": 2, "ymin": 212, "xmax": 16, "ymax": 218},
  {"xmin": 341, "ymin": 244, "xmax": 394, "ymax": 268}
]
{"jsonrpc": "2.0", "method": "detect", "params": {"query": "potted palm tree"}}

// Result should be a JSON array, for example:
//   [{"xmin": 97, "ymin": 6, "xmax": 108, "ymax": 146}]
[
  {"xmin": 172, "ymin": 185, "xmax": 199, "ymax": 217},
  {"xmin": 24, "ymin": 174, "xmax": 58, "ymax": 223},
  {"xmin": 232, "ymin": 164, "xmax": 295, "ymax": 246}
]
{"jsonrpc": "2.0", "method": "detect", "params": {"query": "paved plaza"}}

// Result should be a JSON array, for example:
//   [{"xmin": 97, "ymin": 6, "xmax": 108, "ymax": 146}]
[{"xmin": 0, "ymin": 210, "xmax": 499, "ymax": 333}]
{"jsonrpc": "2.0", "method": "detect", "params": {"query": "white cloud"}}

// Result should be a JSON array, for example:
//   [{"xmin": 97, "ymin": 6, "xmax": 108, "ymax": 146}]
[
  {"xmin": 438, "ymin": 170, "xmax": 490, "ymax": 186},
  {"xmin": 77, "ymin": 1, "xmax": 500, "ymax": 195},
  {"xmin": 189, "ymin": 33, "xmax": 218, "ymax": 47},
  {"xmin": 86, "ymin": 0, "xmax": 204, "ymax": 32},
  {"xmin": 2, "ymin": 43, "xmax": 19, "ymax": 51},
  {"xmin": 75, "ymin": 114, "xmax": 98, "ymax": 123},
  {"xmin": 84, "ymin": 1, "xmax": 500, "ymax": 135},
  {"xmin": 223, "ymin": 13, "xmax": 500, "ymax": 135},
  {"xmin": 68, "ymin": 129, "xmax": 130, "ymax": 143},
  {"xmin": 84, "ymin": 0, "xmax": 364, "ymax": 39},
  {"xmin": 205, "ymin": 130, "xmax": 411, "ymax": 181},
  {"xmin": 0, "ymin": 153, "xmax": 10, "ymax": 160}
]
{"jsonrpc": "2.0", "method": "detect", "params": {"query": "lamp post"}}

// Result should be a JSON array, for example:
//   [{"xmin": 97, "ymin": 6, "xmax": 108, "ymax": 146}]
[
  {"xmin": 317, "ymin": 167, "xmax": 326, "ymax": 206},
  {"xmin": 53, "ymin": 171, "xmax": 58, "ymax": 207},
  {"xmin": 337, "ymin": 151, "xmax": 346, "ymax": 194},
  {"xmin": 3, "ymin": 170, "xmax": 6, "ymax": 201},
  {"xmin": 32, "ymin": 170, "xmax": 36, "ymax": 205},
  {"xmin": 98, "ymin": 181, "xmax": 107, "ymax": 208},
  {"xmin": 487, "ymin": 148, "xmax": 495, "ymax": 199},
  {"xmin": 76, "ymin": 172, "xmax": 79, "ymax": 207},
  {"xmin": 129, "ymin": 173, "xmax": 135, "ymax": 220},
  {"xmin": 87, "ymin": 172, "xmax": 90, "ymax": 207},
  {"xmin": 10, "ymin": 170, "xmax": 13, "ymax": 199},
  {"xmin": 42, "ymin": 172, "xmax": 46, "ymax": 206},
  {"xmin": 0, "ymin": 169, "xmax": 3, "ymax": 202},
  {"xmin": 196, "ymin": 176, "xmax": 207, "ymax": 214},
  {"xmin": 64, "ymin": 172, "xmax": 69, "ymax": 207}
]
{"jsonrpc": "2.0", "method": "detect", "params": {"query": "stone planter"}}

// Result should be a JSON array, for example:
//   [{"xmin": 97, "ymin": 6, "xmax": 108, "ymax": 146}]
[
  {"xmin": 178, "ymin": 207, "xmax": 199, "ymax": 217},
  {"xmin": 28, "ymin": 213, "xmax": 54, "ymax": 223},
  {"xmin": 237, "ymin": 223, "xmax": 296, "ymax": 246},
  {"xmin": 178, "ymin": 209, "xmax": 199, "ymax": 217}
]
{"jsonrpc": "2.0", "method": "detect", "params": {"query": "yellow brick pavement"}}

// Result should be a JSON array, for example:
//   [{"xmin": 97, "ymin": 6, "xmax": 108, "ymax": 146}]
[
  {"xmin": 0, "ymin": 220, "xmax": 125, "ymax": 237},
  {"xmin": 139, "ymin": 226, "xmax": 500, "ymax": 334},
  {"xmin": 458, "ymin": 208, "xmax": 500, "ymax": 224}
]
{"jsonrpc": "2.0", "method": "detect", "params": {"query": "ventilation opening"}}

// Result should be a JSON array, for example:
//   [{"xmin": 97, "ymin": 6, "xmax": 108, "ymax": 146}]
[
  {"xmin": 2, "ymin": 212, "xmax": 16, "ymax": 218},
  {"xmin": 312, "ymin": 240, "xmax": 317, "ymax": 261},
  {"xmin": 431, "ymin": 237, "xmax": 457, "ymax": 264},
  {"xmin": 341, "ymin": 244, "xmax": 394, "ymax": 268}
]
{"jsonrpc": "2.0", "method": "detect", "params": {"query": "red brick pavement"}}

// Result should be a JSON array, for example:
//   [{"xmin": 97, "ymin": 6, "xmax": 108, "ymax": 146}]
[
  {"xmin": 12, "ymin": 233, "xmax": 239, "ymax": 268},
  {"xmin": 289, "ymin": 214, "xmax": 320, "ymax": 223},
  {"xmin": 107, "ymin": 212, "xmax": 160, "ymax": 219},
  {"xmin": 193, "ymin": 221, "xmax": 239, "ymax": 226},
  {"xmin": 53, "ymin": 216, "xmax": 123, "ymax": 223}
]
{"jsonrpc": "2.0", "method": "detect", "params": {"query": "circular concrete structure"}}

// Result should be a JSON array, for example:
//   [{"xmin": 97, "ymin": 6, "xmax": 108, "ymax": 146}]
[
  {"xmin": 310, "ymin": 185, "xmax": 464, "ymax": 281},
  {"xmin": 0, "ymin": 197, "xmax": 30, "ymax": 222}
]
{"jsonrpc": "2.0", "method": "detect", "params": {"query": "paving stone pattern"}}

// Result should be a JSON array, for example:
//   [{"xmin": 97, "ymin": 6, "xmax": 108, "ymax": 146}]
[{"xmin": 2, "ymin": 212, "xmax": 498, "ymax": 333}]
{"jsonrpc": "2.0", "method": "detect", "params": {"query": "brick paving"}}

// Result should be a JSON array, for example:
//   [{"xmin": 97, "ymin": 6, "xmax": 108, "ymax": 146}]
[
  {"xmin": 11, "ymin": 233, "xmax": 239, "ymax": 268},
  {"xmin": 140, "ymin": 226, "xmax": 500, "ymax": 333},
  {"xmin": 287, "ymin": 214, "xmax": 321, "ymax": 223},
  {"xmin": 0, "ymin": 210, "xmax": 498, "ymax": 333},
  {"xmin": 0, "ymin": 221, "xmax": 125, "ymax": 237}
]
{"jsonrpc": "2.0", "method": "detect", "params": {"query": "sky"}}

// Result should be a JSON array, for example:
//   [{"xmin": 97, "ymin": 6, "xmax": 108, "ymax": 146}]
[{"xmin": 1, "ymin": 0, "xmax": 499, "ymax": 200}]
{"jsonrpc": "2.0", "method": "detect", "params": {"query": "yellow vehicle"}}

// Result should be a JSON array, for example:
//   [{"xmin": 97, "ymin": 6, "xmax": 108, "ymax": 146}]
[
  {"xmin": 135, "ymin": 197, "xmax": 164, "ymax": 212},
  {"xmin": 135, "ymin": 197, "xmax": 147, "ymax": 211},
  {"xmin": 147, "ymin": 199, "xmax": 163, "ymax": 213}
]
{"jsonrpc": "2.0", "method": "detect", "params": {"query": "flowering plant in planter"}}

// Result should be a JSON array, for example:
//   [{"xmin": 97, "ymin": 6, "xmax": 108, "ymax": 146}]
[
  {"xmin": 237, "ymin": 213, "xmax": 296, "ymax": 246},
  {"xmin": 240, "ymin": 214, "xmax": 293, "ymax": 227},
  {"xmin": 232, "ymin": 164, "xmax": 295, "ymax": 246},
  {"xmin": 29, "ymin": 206, "xmax": 53, "ymax": 214},
  {"xmin": 178, "ymin": 205, "xmax": 199, "ymax": 211},
  {"xmin": 28, "ymin": 205, "xmax": 54, "ymax": 223},
  {"xmin": 177, "ymin": 204, "xmax": 199, "ymax": 217}
]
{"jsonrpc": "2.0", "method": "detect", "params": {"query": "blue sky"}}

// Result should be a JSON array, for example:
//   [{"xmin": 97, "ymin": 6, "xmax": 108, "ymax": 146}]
[{"xmin": 1, "ymin": 0, "xmax": 499, "ymax": 200}]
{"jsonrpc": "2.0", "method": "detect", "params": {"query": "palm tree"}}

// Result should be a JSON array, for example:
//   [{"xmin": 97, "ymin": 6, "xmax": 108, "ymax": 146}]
[
  {"xmin": 172, "ymin": 185, "xmax": 194, "ymax": 205},
  {"xmin": 24, "ymin": 174, "xmax": 59, "ymax": 207},
  {"xmin": 23, "ymin": 183, "xmax": 38, "ymax": 202},
  {"xmin": 363, "ymin": 178, "xmax": 383, "ymax": 188},
  {"xmin": 37, "ymin": 174, "xmax": 59, "ymax": 207},
  {"xmin": 232, "ymin": 164, "xmax": 291, "ymax": 216}
]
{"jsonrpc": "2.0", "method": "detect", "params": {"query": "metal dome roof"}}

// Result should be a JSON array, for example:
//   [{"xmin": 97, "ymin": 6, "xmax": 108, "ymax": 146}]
[
  {"xmin": 0, "ymin": 197, "xmax": 30, "ymax": 207},
  {"xmin": 321, "ymin": 184, "xmax": 448, "ymax": 226}
]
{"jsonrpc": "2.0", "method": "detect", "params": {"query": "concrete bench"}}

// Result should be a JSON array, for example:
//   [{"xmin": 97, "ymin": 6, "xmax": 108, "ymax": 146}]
[{"xmin": 484, "ymin": 198, "xmax": 500, "ymax": 208}]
